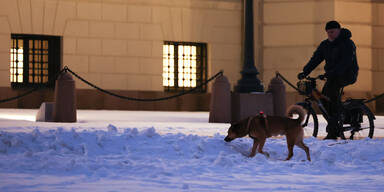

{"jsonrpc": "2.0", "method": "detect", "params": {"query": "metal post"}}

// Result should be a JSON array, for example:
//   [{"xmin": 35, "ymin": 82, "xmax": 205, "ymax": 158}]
[{"xmin": 235, "ymin": 0, "xmax": 264, "ymax": 93}]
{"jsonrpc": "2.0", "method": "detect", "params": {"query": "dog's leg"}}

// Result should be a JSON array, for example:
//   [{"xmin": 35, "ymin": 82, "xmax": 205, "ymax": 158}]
[
  {"xmin": 257, "ymin": 138, "xmax": 270, "ymax": 158},
  {"xmin": 285, "ymin": 137, "xmax": 294, "ymax": 161},
  {"xmin": 296, "ymin": 141, "xmax": 311, "ymax": 161},
  {"xmin": 249, "ymin": 139, "xmax": 259, "ymax": 157}
]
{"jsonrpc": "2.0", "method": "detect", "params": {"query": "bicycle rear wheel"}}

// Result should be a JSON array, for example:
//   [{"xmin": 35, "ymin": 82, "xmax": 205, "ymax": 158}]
[{"xmin": 341, "ymin": 104, "xmax": 375, "ymax": 140}]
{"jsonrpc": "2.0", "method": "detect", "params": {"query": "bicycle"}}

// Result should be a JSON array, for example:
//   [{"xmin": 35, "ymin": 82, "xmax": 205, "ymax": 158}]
[{"xmin": 296, "ymin": 75, "xmax": 376, "ymax": 140}]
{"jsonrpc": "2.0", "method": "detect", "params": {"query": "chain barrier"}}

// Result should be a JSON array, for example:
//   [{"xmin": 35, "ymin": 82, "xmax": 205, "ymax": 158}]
[
  {"xmin": 275, "ymin": 72, "xmax": 305, "ymax": 95},
  {"xmin": 275, "ymin": 71, "xmax": 383, "ymax": 104},
  {"xmin": 0, "ymin": 66, "xmax": 223, "ymax": 103},
  {"xmin": 363, "ymin": 93, "xmax": 384, "ymax": 104},
  {"xmin": 0, "ymin": 68, "xmax": 66, "ymax": 104},
  {"xmin": 64, "ymin": 66, "xmax": 223, "ymax": 102}
]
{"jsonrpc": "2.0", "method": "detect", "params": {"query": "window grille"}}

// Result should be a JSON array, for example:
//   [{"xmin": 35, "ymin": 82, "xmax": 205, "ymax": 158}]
[
  {"xmin": 163, "ymin": 41, "xmax": 207, "ymax": 92},
  {"xmin": 10, "ymin": 34, "xmax": 61, "ymax": 88}
]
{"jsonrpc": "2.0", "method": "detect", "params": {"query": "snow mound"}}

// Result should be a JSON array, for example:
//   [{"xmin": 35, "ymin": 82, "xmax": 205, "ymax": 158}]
[{"xmin": 1, "ymin": 125, "xmax": 384, "ymax": 191}]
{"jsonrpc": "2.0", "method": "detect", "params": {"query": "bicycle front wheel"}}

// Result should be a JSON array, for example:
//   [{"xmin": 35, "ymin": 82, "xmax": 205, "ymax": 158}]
[{"xmin": 341, "ymin": 104, "xmax": 375, "ymax": 140}]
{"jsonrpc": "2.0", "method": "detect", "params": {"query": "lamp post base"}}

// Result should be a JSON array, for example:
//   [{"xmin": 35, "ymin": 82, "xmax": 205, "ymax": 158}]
[{"xmin": 235, "ymin": 76, "xmax": 264, "ymax": 93}]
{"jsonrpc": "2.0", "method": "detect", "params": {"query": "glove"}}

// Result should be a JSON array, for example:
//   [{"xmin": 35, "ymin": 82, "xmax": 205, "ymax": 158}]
[{"xmin": 297, "ymin": 72, "xmax": 306, "ymax": 80}]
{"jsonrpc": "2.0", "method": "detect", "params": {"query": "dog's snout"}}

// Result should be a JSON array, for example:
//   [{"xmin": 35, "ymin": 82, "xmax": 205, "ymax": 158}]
[{"xmin": 224, "ymin": 136, "xmax": 233, "ymax": 142}]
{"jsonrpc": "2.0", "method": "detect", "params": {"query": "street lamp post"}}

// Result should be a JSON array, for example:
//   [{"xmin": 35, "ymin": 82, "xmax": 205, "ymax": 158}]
[{"xmin": 235, "ymin": 0, "xmax": 264, "ymax": 93}]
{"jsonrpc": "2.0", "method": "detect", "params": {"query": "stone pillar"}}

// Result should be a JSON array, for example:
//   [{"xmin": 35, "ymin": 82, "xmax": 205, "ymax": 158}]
[
  {"xmin": 209, "ymin": 75, "xmax": 231, "ymax": 123},
  {"xmin": 53, "ymin": 72, "xmax": 77, "ymax": 122},
  {"xmin": 268, "ymin": 76, "xmax": 286, "ymax": 117}
]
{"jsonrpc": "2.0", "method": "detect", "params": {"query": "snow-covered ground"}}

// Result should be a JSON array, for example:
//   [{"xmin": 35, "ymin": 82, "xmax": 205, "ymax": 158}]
[{"xmin": 1, "ymin": 109, "xmax": 384, "ymax": 192}]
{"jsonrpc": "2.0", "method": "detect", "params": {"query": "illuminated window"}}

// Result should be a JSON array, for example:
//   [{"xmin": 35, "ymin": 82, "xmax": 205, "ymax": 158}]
[
  {"xmin": 163, "ymin": 42, "xmax": 207, "ymax": 92},
  {"xmin": 10, "ymin": 34, "xmax": 61, "ymax": 88}
]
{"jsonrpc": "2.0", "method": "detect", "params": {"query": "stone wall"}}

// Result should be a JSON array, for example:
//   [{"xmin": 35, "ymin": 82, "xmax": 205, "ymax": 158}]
[
  {"xmin": 372, "ymin": 1, "xmax": 384, "ymax": 95},
  {"xmin": 0, "ymin": 0, "xmax": 383, "ymax": 112},
  {"xmin": 0, "ymin": 0, "xmax": 243, "ymax": 92}
]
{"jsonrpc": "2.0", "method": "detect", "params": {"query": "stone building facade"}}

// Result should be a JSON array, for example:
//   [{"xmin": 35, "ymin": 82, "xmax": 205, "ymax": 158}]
[{"xmin": 0, "ymin": 0, "xmax": 383, "ymax": 112}]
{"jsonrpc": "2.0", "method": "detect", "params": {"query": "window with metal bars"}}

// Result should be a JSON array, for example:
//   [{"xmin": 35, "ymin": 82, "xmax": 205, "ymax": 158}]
[
  {"xmin": 10, "ymin": 34, "xmax": 61, "ymax": 89},
  {"xmin": 163, "ymin": 41, "xmax": 207, "ymax": 92}
]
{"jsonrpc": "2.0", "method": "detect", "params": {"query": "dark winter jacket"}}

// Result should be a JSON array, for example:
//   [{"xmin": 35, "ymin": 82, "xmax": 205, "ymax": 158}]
[{"xmin": 302, "ymin": 28, "xmax": 359, "ymax": 86}]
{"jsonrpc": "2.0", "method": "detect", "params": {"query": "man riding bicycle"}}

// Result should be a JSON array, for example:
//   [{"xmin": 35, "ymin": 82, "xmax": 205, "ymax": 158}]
[{"xmin": 297, "ymin": 21, "xmax": 359, "ymax": 140}]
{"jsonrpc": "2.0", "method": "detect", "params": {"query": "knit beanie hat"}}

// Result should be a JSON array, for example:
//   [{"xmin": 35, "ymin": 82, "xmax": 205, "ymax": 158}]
[{"xmin": 325, "ymin": 21, "xmax": 341, "ymax": 31}]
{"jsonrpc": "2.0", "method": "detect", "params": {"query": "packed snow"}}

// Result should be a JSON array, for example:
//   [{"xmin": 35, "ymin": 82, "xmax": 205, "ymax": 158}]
[{"xmin": 0, "ymin": 109, "xmax": 384, "ymax": 192}]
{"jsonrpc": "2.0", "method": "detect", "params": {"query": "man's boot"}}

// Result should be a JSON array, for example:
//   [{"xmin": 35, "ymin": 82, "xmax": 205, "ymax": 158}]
[{"xmin": 324, "ymin": 118, "xmax": 338, "ymax": 140}]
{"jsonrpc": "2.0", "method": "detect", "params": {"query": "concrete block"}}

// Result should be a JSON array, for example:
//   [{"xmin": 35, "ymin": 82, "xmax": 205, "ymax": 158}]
[
  {"xmin": 152, "ymin": 7, "xmax": 173, "ymax": 39},
  {"xmin": 335, "ymin": 1, "xmax": 372, "ymax": 23},
  {"xmin": 127, "ymin": 40, "xmax": 152, "ymax": 57},
  {"xmin": 373, "ymin": 26, "xmax": 384, "ymax": 48},
  {"xmin": 43, "ymin": 0, "xmax": 58, "ymax": 34},
  {"xmin": 54, "ymin": 0, "xmax": 77, "ymax": 35},
  {"xmin": 373, "ymin": 71, "xmax": 384, "ymax": 94},
  {"xmin": 101, "ymin": 74, "xmax": 127, "ymax": 90},
  {"xmin": 151, "ymin": 75, "xmax": 163, "ymax": 91},
  {"xmin": 64, "ymin": 55, "xmax": 89, "ymax": 73},
  {"xmin": 231, "ymin": 92, "xmax": 274, "ymax": 123},
  {"xmin": 344, "ymin": 70, "xmax": 372, "ymax": 92},
  {"xmin": 372, "ymin": 48, "xmax": 384, "ymax": 71},
  {"xmin": 0, "ymin": 35, "xmax": 10, "ymax": 53},
  {"xmin": 152, "ymin": 41, "xmax": 163, "ymax": 57},
  {"xmin": 19, "ymin": 0, "xmax": 32, "ymax": 33},
  {"xmin": 102, "ymin": 3, "xmax": 126, "ymax": 21},
  {"xmin": 115, "ymin": 57, "xmax": 140, "ymax": 74},
  {"xmin": 342, "ymin": 24, "xmax": 372, "ymax": 47},
  {"xmin": 205, "ymin": 27, "xmax": 240, "ymax": 44},
  {"xmin": 356, "ymin": 47, "xmax": 372, "ymax": 70},
  {"xmin": 74, "ymin": 72, "xmax": 101, "ymax": 89},
  {"xmin": 89, "ymin": 56, "xmax": 115, "ymax": 73},
  {"xmin": 63, "ymin": 38, "xmax": 76, "ymax": 54},
  {"xmin": 126, "ymin": 75, "xmax": 151, "ymax": 91},
  {"xmin": 102, "ymin": 39, "xmax": 127, "ymax": 56},
  {"xmin": 264, "ymin": 24, "xmax": 315, "ymax": 47},
  {"xmin": 210, "ymin": 43, "xmax": 241, "ymax": 61},
  {"xmin": 64, "ymin": 20, "xmax": 89, "ymax": 37},
  {"xmin": 182, "ymin": 9, "xmax": 207, "ymax": 42},
  {"xmin": 0, "ymin": 0, "xmax": 21, "ymax": 33},
  {"xmin": 77, "ymin": 2, "xmax": 101, "ymax": 20},
  {"xmin": 0, "ymin": 70, "xmax": 9, "ymax": 87},
  {"xmin": 115, "ymin": 23, "xmax": 140, "ymax": 39},
  {"xmin": 0, "ymin": 53, "xmax": 9, "ymax": 70},
  {"xmin": 205, "ymin": 10, "xmax": 241, "ymax": 27},
  {"xmin": 264, "ymin": 1, "xmax": 315, "ymax": 24},
  {"xmin": 31, "ymin": 0, "xmax": 44, "ymax": 34},
  {"xmin": 263, "ymin": 46, "xmax": 315, "ymax": 70},
  {"xmin": 89, "ymin": 21, "xmax": 114, "ymax": 38},
  {"xmin": 77, "ymin": 38, "xmax": 102, "ymax": 55},
  {"xmin": 140, "ymin": 24, "xmax": 163, "ymax": 40},
  {"xmin": 36, "ymin": 102, "xmax": 54, "ymax": 122},
  {"xmin": 0, "ymin": 17, "xmax": 10, "ymax": 34},
  {"xmin": 378, "ymin": 4, "xmax": 384, "ymax": 25},
  {"xmin": 139, "ymin": 57, "xmax": 162, "ymax": 75},
  {"xmin": 127, "ymin": 5, "xmax": 151, "ymax": 23}
]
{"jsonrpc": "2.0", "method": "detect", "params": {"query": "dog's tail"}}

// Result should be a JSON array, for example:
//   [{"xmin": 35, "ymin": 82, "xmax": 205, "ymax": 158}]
[{"xmin": 286, "ymin": 105, "xmax": 305, "ymax": 124}]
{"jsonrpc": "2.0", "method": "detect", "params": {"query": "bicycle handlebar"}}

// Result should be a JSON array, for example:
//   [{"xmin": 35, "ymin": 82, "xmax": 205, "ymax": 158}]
[{"xmin": 305, "ymin": 74, "xmax": 326, "ymax": 81}]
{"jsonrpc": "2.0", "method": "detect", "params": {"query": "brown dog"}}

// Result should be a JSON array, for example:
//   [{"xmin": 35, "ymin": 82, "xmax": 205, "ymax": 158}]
[{"xmin": 224, "ymin": 105, "xmax": 311, "ymax": 161}]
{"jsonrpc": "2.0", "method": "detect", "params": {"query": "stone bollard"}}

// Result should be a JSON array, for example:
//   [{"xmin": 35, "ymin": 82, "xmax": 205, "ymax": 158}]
[
  {"xmin": 53, "ymin": 71, "xmax": 77, "ymax": 122},
  {"xmin": 209, "ymin": 75, "xmax": 231, "ymax": 123},
  {"xmin": 268, "ymin": 75, "xmax": 286, "ymax": 117}
]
